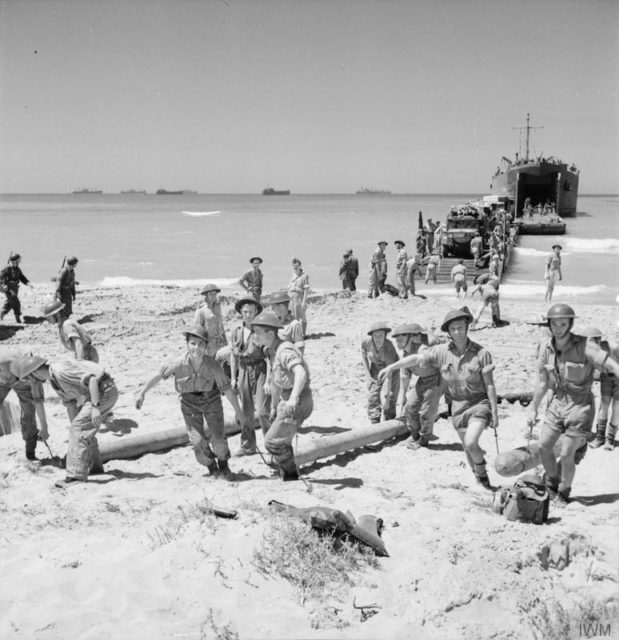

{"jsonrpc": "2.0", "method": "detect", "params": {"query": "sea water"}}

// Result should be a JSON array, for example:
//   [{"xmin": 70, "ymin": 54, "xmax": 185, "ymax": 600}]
[{"xmin": 0, "ymin": 193, "xmax": 617, "ymax": 305}]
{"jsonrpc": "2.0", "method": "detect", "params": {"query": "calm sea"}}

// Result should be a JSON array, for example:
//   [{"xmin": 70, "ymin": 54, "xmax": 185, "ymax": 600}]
[{"xmin": 0, "ymin": 193, "xmax": 617, "ymax": 305}]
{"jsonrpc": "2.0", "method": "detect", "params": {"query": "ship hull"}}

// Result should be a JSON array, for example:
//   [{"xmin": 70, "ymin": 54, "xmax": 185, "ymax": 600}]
[
  {"xmin": 262, "ymin": 188, "xmax": 290, "ymax": 196},
  {"xmin": 491, "ymin": 161, "xmax": 579, "ymax": 217}
]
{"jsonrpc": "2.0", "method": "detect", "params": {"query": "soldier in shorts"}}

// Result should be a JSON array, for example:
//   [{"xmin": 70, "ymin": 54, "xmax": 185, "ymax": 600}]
[
  {"xmin": 381, "ymin": 307, "xmax": 498, "ymax": 488},
  {"xmin": 42, "ymin": 300, "xmax": 99, "ymax": 362},
  {"xmin": 581, "ymin": 327, "xmax": 619, "ymax": 451},
  {"xmin": 528, "ymin": 305, "xmax": 619, "ymax": 505}
]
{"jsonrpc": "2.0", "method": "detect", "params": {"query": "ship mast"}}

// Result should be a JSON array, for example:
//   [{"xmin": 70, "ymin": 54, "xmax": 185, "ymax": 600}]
[{"xmin": 513, "ymin": 112, "xmax": 543, "ymax": 161}]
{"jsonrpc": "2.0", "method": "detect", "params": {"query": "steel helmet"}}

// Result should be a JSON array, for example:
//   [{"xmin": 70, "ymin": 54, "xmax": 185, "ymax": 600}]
[
  {"xmin": 440, "ymin": 307, "xmax": 473, "ymax": 333},
  {"xmin": 544, "ymin": 303, "xmax": 577, "ymax": 321},
  {"xmin": 66, "ymin": 256, "xmax": 78, "ymax": 265},
  {"xmin": 580, "ymin": 326, "xmax": 603, "ymax": 339},
  {"xmin": 200, "ymin": 283, "xmax": 221, "ymax": 295},
  {"xmin": 9, "ymin": 253, "xmax": 21, "ymax": 261},
  {"xmin": 234, "ymin": 296, "xmax": 263, "ymax": 314},
  {"xmin": 10, "ymin": 355, "xmax": 47, "ymax": 379},
  {"xmin": 251, "ymin": 310, "xmax": 283, "ymax": 330},
  {"xmin": 392, "ymin": 323, "xmax": 425, "ymax": 337},
  {"xmin": 269, "ymin": 291, "xmax": 291, "ymax": 305},
  {"xmin": 367, "ymin": 321, "xmax": 391, "ymax": 336},
  {"xmin": 41, "ymin": 300, "xmax": 66, "ymax": 318},
  {"xmin": 183, "ymin": 325, "xmax": 209, "ymax": 342}
]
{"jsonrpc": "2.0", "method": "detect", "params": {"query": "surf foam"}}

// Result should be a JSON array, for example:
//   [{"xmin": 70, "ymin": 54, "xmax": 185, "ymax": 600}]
[
  {"xmin": 181, "ymin": 210, "xmax": 221, "ymax": 217},
  {"xmin": 99, "ymin": 276, "xmax": 238, "ymax": 288}
]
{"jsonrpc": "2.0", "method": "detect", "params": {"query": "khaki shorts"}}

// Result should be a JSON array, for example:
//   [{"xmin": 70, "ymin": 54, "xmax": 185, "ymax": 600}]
[
  {"xmin": 452, "ymin": 399, "xmax": 492, "ymax": 431},
  {"xmin": 600, "ymin": 374, "xmax": 619, "ymax": 400}
]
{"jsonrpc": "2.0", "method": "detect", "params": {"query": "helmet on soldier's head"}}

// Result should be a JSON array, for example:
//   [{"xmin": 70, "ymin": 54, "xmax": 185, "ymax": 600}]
[
  {"xmin": 367, "ymin": 321, "xmax": 391, "ymax": 336},
  {"xmin": 580, "ymin": 326, "xmax": 602, "ymax": 339},
  {"xmin": 440, "ymin": 307, "xmax": 473, "ymax": 333},
  {"xmin": 183, "ymin": 325, "xmax": 209, "ymax": 342},
  {"xmin": 67, "ymin": 256, "xmax": 78, "ymax": 266},
  {"xmin": 251, "ymin": 310, "xmax": 283, "ymax": 330},
  {"xmin": 42, "ymin": 300, "xmax": 66, "ymax": 317},
  {"xmin": 269, "ymin": 291, "xmax": 291, "ymax": 305},
  {"xmin": 200, "ymin": 283, "xmax": 221, "ymax": 295},
  {"xmin": 10, "ymin": 355, "xmax": 47, "ymax": 379},
  {"xmin": 544, "ymin": 303, "xmax": 577, "ymax": 321},
  {"xmin": 9, "ymin": 253, "xmax": 21, "ymax": 261}
]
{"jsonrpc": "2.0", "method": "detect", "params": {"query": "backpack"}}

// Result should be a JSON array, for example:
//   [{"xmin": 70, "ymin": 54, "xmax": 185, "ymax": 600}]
[{"xmin": 495, "ymin": 474, "xmax": 549, "ymax": 525}]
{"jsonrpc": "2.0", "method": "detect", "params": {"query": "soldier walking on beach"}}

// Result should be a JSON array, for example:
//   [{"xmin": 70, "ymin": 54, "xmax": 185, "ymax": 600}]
[
  {"xmin": 42, "ymin": 300, "xmax": 99, "ymax": 362},
  {"xmin": 361, "ymin": 322, "xmax": 400, "ymax": 424},
  {"xmin": 251, "ymin": 311, "xmax": 313, "ymax": 481},
  {"xmin": 581, "ymin": 327, "xmax": 619, "ymax": 451},
  {"xmin": 269, "ymin": 291, "xmax": 305, "ymax": 353},
  {"xmin": 405, "ymin": 254, "xmax": 421, "ymax": 297},
  {"xmin": 194, "ymin": 283, "xmax": 228, "ymax": 358},
  {"xmin": 527, "ymin": 304, "xmax": 619, "ymax": 505},
  {"xmin": 391, "ymin": 324, "xmax": 444, "ymax": 449},
  {"xmin": 425, "ymin": 252, "xmax": 441, "ymax": 285},
  {"xmin": 0, "ymin": 253, "xmax": 32, "ymax": 323},
  {"xmin": 450, "ymin": 260, "xmax": 468, "ymax": 298},
  {"xmin": 229, "ymin": 297, "xmax": 270, "ymax": 457},
  {"xmin": 394, "ymin": 240, "xmax": 409, "ymax": 299},
  {"xmin": 136, "ymin": 326, "xmax": 248, "ymax": 478},
  {"xmin": 340, "ymin": 250, "xmax": 360, "ymax": 292},
  {"xmin": 368, "ymin": 241, "xmax": 388, "ymax": 298},
  {"xmin": 239, "ymin": 257, "xmax": 264, "ymax": 302},
  {"xmin": 470, "ymin": 233, "xmax": 483, "ymax": 265},
  {"xmin": 55, "ymin": 256, "xmax": 78, "ymax": 318},
  {"xmin": 10, "ymin": 355, "xmax": 118, "ymax": 486},
  {"xmin": 425, "ymin": 219, "xmax": 438, "ymax": 254},
  {"xmin": 380, "ymin": 307, "xmax": 499, "ymax": 489},
  {"xmin": 544, "ymin": 244, "xmax": 562, "ymax": 303},
  {"xmin": 0, "ymin": 347, "xmax": 50, "ymax": 460},
  {"xmin": 288, "ymin": 258, "xmax": 310, "ymax": 336}
]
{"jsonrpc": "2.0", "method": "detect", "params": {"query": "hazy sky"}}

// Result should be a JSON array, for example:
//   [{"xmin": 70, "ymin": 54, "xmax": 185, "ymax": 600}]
[{"xmin": 1, "ymin": 0, "xmax": 617, "ymax": 194}]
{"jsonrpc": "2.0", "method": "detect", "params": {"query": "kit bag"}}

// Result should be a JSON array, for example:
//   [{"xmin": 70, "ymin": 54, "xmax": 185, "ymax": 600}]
[{"xmin": 497, "ymin": 475, "xmax": 550, "ymax": 524}]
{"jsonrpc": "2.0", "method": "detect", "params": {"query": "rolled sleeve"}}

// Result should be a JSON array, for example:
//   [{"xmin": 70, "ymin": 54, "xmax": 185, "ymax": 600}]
[
  {"xmin": 30, "ymin": 381, "xmax": 45, "ymax": 403},
  {"xmin": 160, "ymin": 359, "xmax": 181, "ymax": 380},
  {"xmin": 586, "ymin": 342, "xmax": 610, "ymax": 372}
]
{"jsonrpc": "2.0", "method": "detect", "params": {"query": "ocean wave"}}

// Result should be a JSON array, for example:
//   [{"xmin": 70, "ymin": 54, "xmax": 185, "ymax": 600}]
[
  {"xmin": 99, "ymin": 276, "xmax": 239, "ymax": 288},
  {"xmin": 512, "ymin": 247, "xmax": 549, "ymax": 257},
  {"xmin": 499, "ymin": 283, "xmax": 608, "ymax": 297},
  {"xmin": 182, "ymin": 210, "xmax": 221, "ymax": 217},
  {"xmin": 565, "ymin": 238, "xmax": 619, "ymax": 253}
]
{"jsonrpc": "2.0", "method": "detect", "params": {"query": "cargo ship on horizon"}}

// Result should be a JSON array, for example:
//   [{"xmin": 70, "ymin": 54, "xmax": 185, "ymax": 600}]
[
  {"xmin": 72, "ymin": 188, "xmax": 103, "ymax": 194},
  {"xmin": 490, "ymin": 113, "xmax": 579, "ymax": 217},
  {"xmin": 262, "ymin": 187, "xmax": 290, "ymax": 195},
  {"xmin": 356, "ymin": 187, "xmax": 391, "ymax": 195}
]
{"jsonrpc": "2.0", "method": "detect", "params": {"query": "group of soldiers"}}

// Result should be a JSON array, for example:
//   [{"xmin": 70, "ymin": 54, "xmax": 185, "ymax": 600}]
[
  {"xmin": 360, "ymin": 303, "xmax": 619, "ymax": 504},
  {"xmin": 1, "ymin": 248, "xmax": 616, "ymax": 507}
]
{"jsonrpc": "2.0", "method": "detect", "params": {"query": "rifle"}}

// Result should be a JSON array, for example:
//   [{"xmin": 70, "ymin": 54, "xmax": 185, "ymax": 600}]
[{"xmin": 50, "ymin": 256, "xmax": 66, "ymax": 283}]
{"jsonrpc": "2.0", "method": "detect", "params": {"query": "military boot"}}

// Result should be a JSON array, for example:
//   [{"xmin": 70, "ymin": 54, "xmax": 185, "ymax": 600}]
[
  {"xmin": 604, "ymin": 424, "xmax": 617, "ymax": 451},
  {"xmin": 278, "ymin": 445, "xmax": 299, "ymax": 481},
  {"xmin": 473, "ymin": 461, "xmax": 492, "ymax": 490},
  {"xmin": 589, "ymin": 422, "xmax": 607, "ymax": 449},
  {"xmin": 556, "ymin": 487, "xmax": 571, "ymax": 507},
  {"xmin": 25, "ymin": 436, "xmax": 38, "ymax": 461},
  {"xmin": 206, "ymin": 461, "xmax": 219, "ymax": 476},
  {"xmin": 217, "ymin": 459, "xmax": 233, "ymax": 479},
  {"xmin": 544, "ymin": 474, "xmax": 559, "ymax": 499}
]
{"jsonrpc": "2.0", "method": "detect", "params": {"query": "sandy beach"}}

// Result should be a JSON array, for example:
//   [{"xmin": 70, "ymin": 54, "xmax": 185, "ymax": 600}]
[{"xmin": 1, "ymin": 283, "xmax": 618, "ymax": 640}]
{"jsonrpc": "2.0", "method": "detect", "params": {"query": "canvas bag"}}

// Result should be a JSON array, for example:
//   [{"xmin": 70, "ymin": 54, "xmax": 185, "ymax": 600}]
[{"xmin": 501, "ymin": 474, "xmax": 550, "ymax": 524}]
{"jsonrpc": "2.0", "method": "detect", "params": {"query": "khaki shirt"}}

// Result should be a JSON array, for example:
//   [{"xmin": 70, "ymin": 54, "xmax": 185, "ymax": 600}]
[
  {"xmin": 361, "ymin": 337, "xmax": 399, "ymax": 379},
  {"xmin": 240, "ymin": 269, "xmax": 263, "ymax": 295},
  {"xmin": 49, "ymin": 359, "xmax": 107, "ymax": 405},
  {"xmin": 60, "ymin": 319, "xmax": 92, "ymax": 352},
  {"xmin": 160, "ymin": 353, "xmax": 231, "ymax": 396},
  {"xmin": 424, "ymin": 340, "xmax": 494, "ymax": 413},
  {"xmin": 269, "ymin": 341, "xmax": 310, "ymax": 391},
  {"xmin": 537, "ymin": 333, "xmax": 608, "ymax": 403},
  {"xmin": 279, "ymin": 317, "xmax": 304, "ymax": 345}
]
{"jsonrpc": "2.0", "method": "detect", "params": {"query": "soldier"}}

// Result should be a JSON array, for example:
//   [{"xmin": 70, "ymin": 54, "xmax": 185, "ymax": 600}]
[
  {"xmin": 361, "ymin": 322, "xmax": 400, "ymax": 424},
  {"xmin": 380, "ymin": 307, "xmax": 498, "ymax": 489},
  {"xmin": 391, "ymin": 324, "xmax": 444, "ymax": 450},
  {"xmin": 470, "ymin": 275, "xmax": 502, "ymax": 328},
  {"xmin": 368, "ymin": 241, "xmax": 388, "ymax": 298},
  {"xmin": 470, "ymin": 233, "xmax": 483, "ymax": 265},
  {"xmin": 405, "ymin": 253, "xmax": 421, "ymax": 297},
  {"xmin": 10, "ymin": 355, "xmax": 118, "ymax": 486},
  {"xmin": 581, "ymin": 327, "xmax": 618, "ymax": 451},
  {"xmin": 239, "ymin": 257, "xmax": 264, "ymax": 302},
  {"xmin": 0, "ymin": 347, "xmax": 50, "ymax": 460},
  {"xmin": 136, "ymin": 326, "xmax": 247, "ymax": 478},
  {"xmin": 269, "ymin": 291, "xmax": 305, "ymax": 353},
  {"xmin": 425, "ymin": 219, "xmax": 438, "ymax": 254},
  {"xmin": 450, "ymin": 259, "xmax": 468, "ymax": 298},
  {"xmin": 528, "ymin": 304, "xmax": 619, "ymax": 505},
  {"xmin": 394, "ymin": 240, "xmax": 409, "ymax": 299},
  {"xmin": 55, "ymin": 256, "xmax": 78, "ymax": 318},
  {"xmin": 229, "ymin": 296, "xmax": 270, "ymax": 456},
  {"xmin": 0, "ymin": 253, "xmax": 31, "ymax": 323},
  {"xmin": 194, "ymin": 283, "xmax": 228, "ymax": 358},
  {"xmin": 42, "ymin": 300, "xmax": 99, "ymax": 362},
  {"xmin": 251, "ymin": 310, "xmax": 313, "ymax": 481},
  {"xmin": 288, "ymin": 258, "xmax": 310, "ymax": 336},
  {"xmin": 544, "ymin": 244, "xmax": 562, "ymax": 303},
  {"xmin": 346, "ymin": 249, "xmax": 359, "ymax": 291},
  {"xmin": 425, "ymin": 252, "xmax": 441, "ymax": 285}
]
